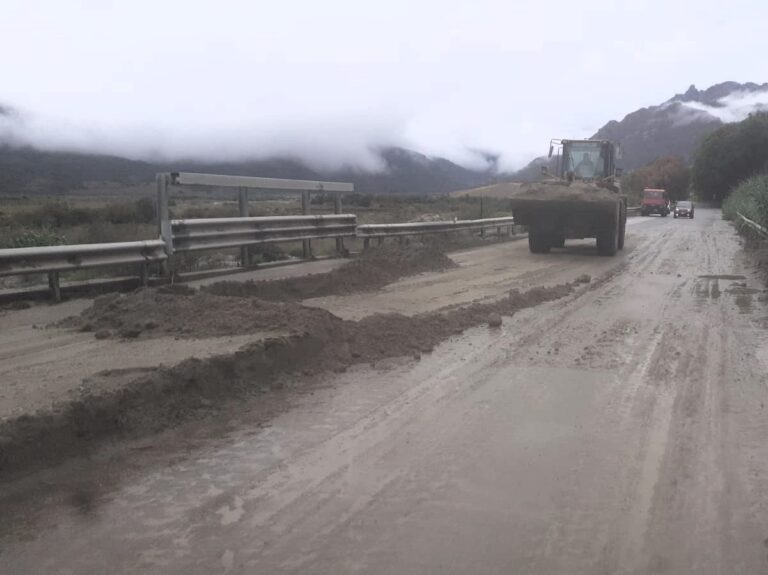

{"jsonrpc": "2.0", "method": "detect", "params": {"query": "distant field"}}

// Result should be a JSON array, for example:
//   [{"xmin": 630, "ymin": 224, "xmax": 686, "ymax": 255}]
[{"xmin": 449, "ymin": 182, "xmax": 524, "ymax": 198}]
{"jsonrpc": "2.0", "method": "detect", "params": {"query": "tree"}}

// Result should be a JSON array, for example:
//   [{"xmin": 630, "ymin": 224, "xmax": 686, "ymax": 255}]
[
  {"xmin": 623, "ymin": 155, "xmax": 691, "ymax": 202},
  {"xmin": 692, "ymin": 112, "xmax": 768, "ymax": 201}
]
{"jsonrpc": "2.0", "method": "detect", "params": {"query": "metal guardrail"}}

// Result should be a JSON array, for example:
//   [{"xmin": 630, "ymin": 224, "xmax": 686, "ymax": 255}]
[
  {"xmin": 0, "ymin": 171, "xmax": 524, "ymax": 302},
  {"xmin": 736, "ymin": 212, "xmax": 768, "ymax": 237},
  {"xmin": 171, "ymin": 214, "xmax": 358, "ymax": 252},
  {"xmin": 357, "ymin": 217, "xmax": 516, "ymax": 240},
  {"xmin": 160, "ymin": 172, "xmax": 355, "ymax": 262},
  {"xmin": 0, "ymin": 239, "xmax": 167, "ymax": 301},
  {"xmin": 169, "ymin": 172, "xmax": 354, "ymax": 192}
]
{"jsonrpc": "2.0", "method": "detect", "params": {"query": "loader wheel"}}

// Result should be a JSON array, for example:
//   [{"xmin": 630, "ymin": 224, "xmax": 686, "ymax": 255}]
[
  {"xmin": 597, "ymin": 214, "xmax": 619, "ymax": 256},
  {"xmin": 552, "ymin": 235, "xmax": 565, "ymax": 248},
  {"xmin": 528, "ymin": 229, "xmax": 551, "ymax": 254}
]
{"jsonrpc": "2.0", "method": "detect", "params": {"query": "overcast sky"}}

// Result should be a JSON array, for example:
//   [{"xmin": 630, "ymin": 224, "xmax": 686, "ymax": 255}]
[{"xmin": 1, "ymin": 0, "xmax": 767, "ymax": 171}]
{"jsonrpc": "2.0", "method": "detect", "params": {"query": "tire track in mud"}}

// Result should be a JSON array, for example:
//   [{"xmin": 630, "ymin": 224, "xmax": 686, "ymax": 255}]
[
  {"xmin": 632, "ymin": 303, "xmax": 768, "ymax": 573},
  {"xmin": 506, "ymin": 219, "xmax": 730, "ymax": 572},
  {"xmin": 593, "ymin": 215, "xmax": 768, "ymax": 573}
]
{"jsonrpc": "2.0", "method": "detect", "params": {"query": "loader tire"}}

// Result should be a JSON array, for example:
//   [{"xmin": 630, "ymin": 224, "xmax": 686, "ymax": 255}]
[
  {"xmin": 528, "ymin": 229, "xmax": 551, "ymax": 254},
  {"xmin": 618, "ymin": 204, "xmax": 626, "ymax": 250},
  {"xmin": 597, "ymin": 214, "xmax": 619, "ymax": 256}
]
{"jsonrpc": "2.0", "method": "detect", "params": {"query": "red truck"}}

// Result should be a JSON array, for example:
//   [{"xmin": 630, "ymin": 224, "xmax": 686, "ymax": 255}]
[{"xmin": 640, "ymin": 188, "xmax": 670, "ymax": 217}]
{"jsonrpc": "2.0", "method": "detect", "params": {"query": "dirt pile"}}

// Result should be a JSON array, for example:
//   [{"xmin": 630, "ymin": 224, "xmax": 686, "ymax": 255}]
[
  {"xmin": 7, "ymin": 278, "xmax": 583, "ymax": 476},
  {"xmin": 350, "ymin": 283, "xmax": 576, "ymax": 361},
  {"xmin": 63, "ymin": 274, "xmax": 575, "ymax": 352},
  {"xmin": 203, "ymin": 243, "xmax": 457, "ymax": 301},
  {"xmin": 61, "ymin": 289, "xmax": 342, "ymax": 339},
  {"xmin": 484, "ymin": 181, "xmax": 620, "ymax": 204}
]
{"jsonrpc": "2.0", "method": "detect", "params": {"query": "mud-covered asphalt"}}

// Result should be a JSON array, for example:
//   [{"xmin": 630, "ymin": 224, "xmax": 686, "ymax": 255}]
[{"xmin": 4, "ymin": 208, "xmax": 768, "ymax": 574}]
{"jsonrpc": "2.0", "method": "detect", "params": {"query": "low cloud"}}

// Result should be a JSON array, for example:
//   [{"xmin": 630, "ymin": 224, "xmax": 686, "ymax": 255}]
[
  {"xmin": 0, "ymin": 105, "xmax": 413, "ymax": 172},
  {"xmin": 0, "ymin": 103, "xmax": 513, "ymax": 173},
  {"xmin": 679, "ymin": 89, "xmax": 768, "ymax": 123}
]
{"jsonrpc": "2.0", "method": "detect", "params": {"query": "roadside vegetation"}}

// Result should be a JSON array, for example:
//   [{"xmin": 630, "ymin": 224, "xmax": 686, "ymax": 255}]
[
  {"xmin": 621, "ymin": 155, "xmax": 690, "ymax": 205},
  {"xmin": 0, "ymin": 197, "xmax": 157, "ymax": 247},
  {"xmin": 691, "ymin": 112, "xmax": 768, "ymax": 231},
  {"xmin": 722, "ymin": 175, "xmax": 768, "ymax": 233},
  {"xmin": 692, "ymin": 112, "xmax": 768, "ymax": 202}
]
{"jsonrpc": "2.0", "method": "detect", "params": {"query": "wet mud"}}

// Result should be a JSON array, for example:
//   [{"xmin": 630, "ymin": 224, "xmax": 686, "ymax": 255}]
[{"xmin": 1, "ymin": 277, "xmax": 582, "ymax": 477}]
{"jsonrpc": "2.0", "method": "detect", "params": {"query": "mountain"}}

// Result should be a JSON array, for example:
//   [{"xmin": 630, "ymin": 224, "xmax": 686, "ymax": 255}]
[
  {"xmin": 510, "ymin": 81, "xmax": 768, "ymax": 180},
  {"xmin": 671, "ymin": 81, "xmax": 768, "ymax": 106},
  {"xmin": 593, "ymin": 81, "xmax": 768, "ymax": 170},
  {"xmin": 0, "ymin": 122, "xmax": 490, "ymax": 197}
]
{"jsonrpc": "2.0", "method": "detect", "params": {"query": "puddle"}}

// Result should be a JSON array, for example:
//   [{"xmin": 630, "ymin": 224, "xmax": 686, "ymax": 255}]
[
  {"xmin": 735, "ymin": 294, "xmax": 752, "ymax": 314},
  {"xmin": 693, "ymin": 276, "xmax": 762, "ymax": 312},
  {"xmin": 724, "ymin": 286, "xmax": 761, "ymax": 296},
  {"xmin": 697, "ymin": 274, "xmax": 746, "ymax": 280}
]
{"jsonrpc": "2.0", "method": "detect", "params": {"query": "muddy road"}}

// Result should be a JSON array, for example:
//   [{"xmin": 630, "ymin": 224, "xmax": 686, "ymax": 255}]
[{"xmin": 4, "ymin": 208, "xmax": 768, "ymax": 574}]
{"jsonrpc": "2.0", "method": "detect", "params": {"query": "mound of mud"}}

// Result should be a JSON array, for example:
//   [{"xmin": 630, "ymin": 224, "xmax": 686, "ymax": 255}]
[
  {"xmin": 484, "ymin": 181, "xmax": 620, "ymax": 204},
  {"xmin": 203, "ymin": 243, "xmax": 456, "ymax": 301},
  {"xmin": 62, "ymin": 290, "xmax": 343, "ymax": 340},
  {"xmin": 8, "ymin": 279, "xmax": 583, "ymax": 476},
  {"xmin": 350, "ymin": 283, "xmax": 575, "ymax": 361}
]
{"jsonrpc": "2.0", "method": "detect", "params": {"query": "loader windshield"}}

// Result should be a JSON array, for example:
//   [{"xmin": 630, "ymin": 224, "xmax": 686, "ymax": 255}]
[{"xmin": 564, "ymin": 142, "xmax": 605, "ymax": 180}]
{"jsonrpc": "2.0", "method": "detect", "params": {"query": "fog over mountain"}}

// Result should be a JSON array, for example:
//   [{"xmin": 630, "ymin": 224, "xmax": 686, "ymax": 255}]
[
  {"xmin": 511, "ymin": 82, "xmax": 768, "ymax": 181},
  {"xmin": 3, "ymin": 81, "xmax": 768, "ymax": 195}
]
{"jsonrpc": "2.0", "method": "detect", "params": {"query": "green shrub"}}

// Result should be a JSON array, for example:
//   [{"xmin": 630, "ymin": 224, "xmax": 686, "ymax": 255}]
[
  {"xmin": 693, "ymin": 113, "xmax": 768, "ymax": 201},
  {"xmin": 0, "ymin": 227, "xmax": 68, "ymax": 248},
  {"xmin": 173, "ymin": 203, "xmax": 238, "ymax": 219},
  {"xmin": 722, "ymin": 174, "xmax": 768, "ymax": 233},
  {"xmin": 15, "ymin": 198, "xmax": 157, "ymax": 228},
  {"xmin": 101, "ymin": 197, "xmax": 156, "ymax": 224}
]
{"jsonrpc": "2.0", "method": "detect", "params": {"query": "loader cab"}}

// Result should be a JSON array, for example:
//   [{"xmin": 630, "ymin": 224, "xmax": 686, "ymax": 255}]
[{"xmin": 549, "ymin": 139, "xmax": 619, "ymax": 182}]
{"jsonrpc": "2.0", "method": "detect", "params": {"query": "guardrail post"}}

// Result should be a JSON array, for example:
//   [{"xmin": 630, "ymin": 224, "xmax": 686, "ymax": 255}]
[
  {"xmin": 480, "ymin": 197, "xmax": 486, "ymax": 238},
  {"xmin": 47, "ymin": 271, "xmax": 61, "ymax": 302},
  {"xmin": 238, "ymin": 187, "xmax": 251, "ymax": 266},
  {"xmin": 334, "ymin": 192, "xmax": 344, "ymax": 255},
  {"xmin": 157, "ymin": 174, "xmax": 172, "ymax": 276},
  {"xmin": 363, "ymin": 237, "xmax": 370, "ymax": 249},
  {"xmin": 139, "ymin": 262, "xmax": 149, "ymax": 287},
  {"xmin": 302, "ymin": 190, "xmax": 312, "ymax": 259}
]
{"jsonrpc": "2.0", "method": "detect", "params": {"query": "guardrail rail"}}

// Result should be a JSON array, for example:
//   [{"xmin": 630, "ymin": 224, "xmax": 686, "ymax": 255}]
[
  {"xmin": 357, "ymin": 216, "xmax": 516, "ymax": 246},
  {"xmin": 736, "ymin": 211, "xmax": 768, "ymax": 238},
  {"xmin": 159, "ymin": 172, "xmax": 355, "ymax": 263},
  {"xmin": 171, "ymin": 214, "xmax": 358, "ymax": 253},
  {"xmin": 0, "ymin": 239, "xmax": 167, "ymax": 301}
]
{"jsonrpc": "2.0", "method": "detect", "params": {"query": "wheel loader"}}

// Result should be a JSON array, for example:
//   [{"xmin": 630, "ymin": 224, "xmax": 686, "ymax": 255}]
[{"xmin": 509, "ymin": 139, "xmax": 627, "ymax": 256}]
